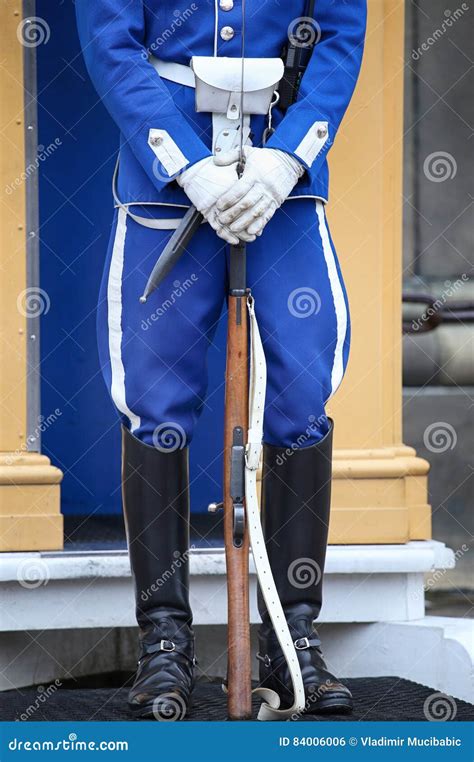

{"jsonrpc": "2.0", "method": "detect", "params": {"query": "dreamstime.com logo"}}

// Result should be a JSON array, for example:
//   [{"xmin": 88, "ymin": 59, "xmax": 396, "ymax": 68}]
[
  {"xmin": 152, "ymin": 421, "xmax": 187, "ymax": 452},
  {"xmin": 423, "ymin": 421, "xmax": 457, "ymax": 453},
  {"xmin": 288, "ymin": 287, "xmax": 321, "ymax": 318},
  {"xmin": 140, "ymin": 547, "xmax": 195, "ymax": 603},
  {"xmin": 8, "ymin": 732, "xmax": 128, "ymax": 751},
  {"xmin": 410, "ymin": 542, "xmax": 469, "ymax": 602},
  {"xmin": 17, "ymin": 287, "xmax": 51, "ymax": 318},
  {"xmin": 5, "ymin": 139, "xmax": 62, "ymax": 195},
  {"xmin": 142, "ymin": 4, "xmax": 198, "ymax": 59},
  {"xmin": 288, "ymin": 557, "xmax": 322, "ymax": 589},
  {"xmin": 17, "ymin": 17, "xmax": 50, "ymax": 47},
  {"xmin": 423, "ymin": 692, "xmax": 458, "ymax": 721},
  {"xmin": 16, "ymin": 558, "xmax": 50, "ymax": 590},
  {"xmin": 141, "ymin": 275, "xmax": 199, "ymax": 330},
  {"xmin": 275, "ymin": 414, "xmax": 326, "ymax": 466},
  {"xmin": 152, "ymin": 693, "xmax": 187, "ymax": 721},
  {"xmin": 423, "ymin": 151, "xmax": 457, "ymax": 182},
  {"xmin": 288, "ymin": 16, "xmax": 322, "ymax": 47},
  {"xmin": 410, "ymin": 274, "xmax": 469, "ymax": 332},
  {"xmin": 411, "ymin": 5, "xmax": 470, "ymax": 60},
  {"xmin": 17, "ymin": 681, "xmax": 62, "ymax": 721}
]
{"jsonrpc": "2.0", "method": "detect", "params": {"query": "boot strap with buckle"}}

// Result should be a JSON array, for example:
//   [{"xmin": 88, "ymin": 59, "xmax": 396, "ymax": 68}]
[
  {"xmin": 294, "ymin": 636, "xmax": 322, "ymax": 650},
  {"xmin": 160, "ymin": 639, "xmax": 176, "ymax": 652},
  {"xmin": 140, "ymin": 638, "xmax": 195, "ymax": 661},
  {"xmin": 143, "ymin": 639, "xmax": 176, "ymax": 654}
]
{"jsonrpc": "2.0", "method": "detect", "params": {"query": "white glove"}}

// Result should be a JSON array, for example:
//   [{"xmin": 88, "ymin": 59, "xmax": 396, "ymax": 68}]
[
  {"xmin": 215, "ymin": 147, "xmax": 304, "ymax": 236},
  {"xmin": 177, "ymin": 156, "xmax": 256, "ymax": 245}
]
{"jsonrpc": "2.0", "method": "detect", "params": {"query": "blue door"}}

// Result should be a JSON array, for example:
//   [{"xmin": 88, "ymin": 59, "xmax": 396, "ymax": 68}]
[{"xmin": 37, "ymin": 0, "xmax": 225, "ymax": 519}]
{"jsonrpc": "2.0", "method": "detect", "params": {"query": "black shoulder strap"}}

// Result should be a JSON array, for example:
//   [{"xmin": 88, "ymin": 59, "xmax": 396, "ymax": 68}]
[{"xmin": 305, "ymin": 0, "xmax": 316, "ymax": 19}]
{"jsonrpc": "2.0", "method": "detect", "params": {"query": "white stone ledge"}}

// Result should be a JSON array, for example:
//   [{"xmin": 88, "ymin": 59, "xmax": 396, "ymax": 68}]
[
  {"xmin": 321, "ymin": 617, "xmax": 474, "ymax": 704},
  {"xmin": 0, "ymin": 541, "xmax": 455, "ymax": 632},
  {"xmin": 0, "ymin": 540, "xmax": 454, "ymax": 583}
]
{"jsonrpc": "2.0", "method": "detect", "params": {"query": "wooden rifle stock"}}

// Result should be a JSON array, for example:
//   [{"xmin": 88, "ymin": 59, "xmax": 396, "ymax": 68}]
[{"xmin": 224, "ymin": 244, "xmax": 252, "ymax": 720}]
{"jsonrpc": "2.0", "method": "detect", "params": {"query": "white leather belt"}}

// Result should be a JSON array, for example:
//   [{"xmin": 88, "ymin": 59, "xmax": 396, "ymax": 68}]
[
  {"xmin": 245, "ymin": 296, "xmax": 306, "ymax": 721},
  {"xmin": 150, "ymin": 57, "xmax": 196, "ymax": 88}
]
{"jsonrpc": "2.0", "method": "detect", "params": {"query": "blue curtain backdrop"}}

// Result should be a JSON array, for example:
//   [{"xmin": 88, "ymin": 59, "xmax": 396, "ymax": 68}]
[{"xmin": 37, "ymin": 0, "xmax": 225, "ymax": 515}]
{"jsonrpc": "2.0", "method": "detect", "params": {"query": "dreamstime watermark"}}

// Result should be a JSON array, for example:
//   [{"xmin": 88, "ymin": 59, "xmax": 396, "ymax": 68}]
[
  {"xmin": 141, "ymin": 547, "xmax": 195, "ymax": 603},
  {"xmin": 275, "ymin": 414, "xmax": 326, "ymax": 466},
  {"xmin": 288, "ymin": 287, "xmax": 321, "ymax": 318},
  {"xmin": 8, "ymin": 733, "xmax": 128, "ymax": 751},
  {"xmin": 152, "ymin": 421, "xmax": 187, "ymax": 452},
  {"xmin": 141, "ymin": 276, "xmax": 198, "ymax": 330},
  {"xmin": 288, "ymin": 679, "xmax": 334, "ymax": 721},
  {"xmin": 411, "ymin": 275, "xmax": 469, "ymax": 332},
  {"xmin": 16, "ymin": 558, "xmax": 50, "ymax": 590},
  {"xmin": 411, "ymin": 543, "xmax": 469, "ymax": 601},
  {"xmin": 152, "ymin": 693, "xmax": 187, "ymax": 722},
  {"xmin": 17, "ymin": 680, "xmax": 62, "ymax": 721},
  {"xmin": 151, "ymin": 157, "xmax": 183, "ymax": 183},
  {"xmin": 423, "ymin": 692, "xmax": 458, "ymax": 721},
  {"xmin": 288, "ymin": 558, "xmax": 322, "ymax": 589},
  {"xmin": 423, "ymin": 422, "xmax": 457, "ymax": 453},
  {"xmin": 17, "ymin": 287, "xmax": 51, "ymax": 318},
  {"xmin": 423, "ymin": 151, "xmax": 457, "ymax": 182},
  {"xmin": 142, "ymin": 4, "xmax": 198, "ymax": 59},
  {"xmin": 5, "ymin": 139, "xmax": 62, "ymax": 196},
  {"xmin": 288, "ymin": 16, "xmax": 322, "ymax": 47},
  {"xmin": 17, "ymin": 17, "xmax": 50, "ymax": 48},
  {"xmin": 5, "ymin": 410, "xmax": 62, "ymax": 465},
  {"xmin": 412, "ymin": 5, "xmax": 470, "ymax": 60}
]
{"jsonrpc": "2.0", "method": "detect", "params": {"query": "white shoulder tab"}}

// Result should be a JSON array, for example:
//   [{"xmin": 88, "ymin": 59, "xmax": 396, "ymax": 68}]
[
  {"xmin": 294, "ymin": 121, "xmax": 329, "ymax": 168},
  {"xmin": 148, "ymin": 128, "xmax": 189, "ymax": 177}
]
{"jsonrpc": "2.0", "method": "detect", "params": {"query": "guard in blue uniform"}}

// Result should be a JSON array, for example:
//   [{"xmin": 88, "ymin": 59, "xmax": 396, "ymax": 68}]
[{"xmin": 76, "ymin": 0, "xmax": 366, "ymax": 719}]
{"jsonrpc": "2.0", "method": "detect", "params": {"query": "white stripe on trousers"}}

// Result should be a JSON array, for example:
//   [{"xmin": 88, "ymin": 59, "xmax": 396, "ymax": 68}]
[
  {"xmin": 315, "ymin": 201, "xmax": 348, "ymax": 397},
  {"xmin": 107, "ymin": 208, "xmax": 141, "ymax": 432}
]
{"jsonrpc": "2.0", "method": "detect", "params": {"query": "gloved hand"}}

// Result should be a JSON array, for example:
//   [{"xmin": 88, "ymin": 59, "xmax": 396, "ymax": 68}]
[
  {"xmin": 177, "ymin": 156, "xmax": 256, "ymax": 245},
  {"xmin": 215, "ymin": 147, "xmax": 304, "ymax": 237}
]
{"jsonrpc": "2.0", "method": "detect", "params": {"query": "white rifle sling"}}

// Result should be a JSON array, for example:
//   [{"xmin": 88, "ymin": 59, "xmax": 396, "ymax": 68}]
[{"xmin": 245, "ymin": 296, "xmax": 306, "ymax": 721}]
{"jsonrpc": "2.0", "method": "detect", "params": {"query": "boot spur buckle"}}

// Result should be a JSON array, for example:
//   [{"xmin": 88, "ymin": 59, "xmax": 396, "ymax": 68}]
[
  {"xmin": 160, "ymin": 639, "xmax": 176, "ymax": 652},
  {"xmin": 294, "ymin": 637, "xmax": 310, "ymax": 650}
]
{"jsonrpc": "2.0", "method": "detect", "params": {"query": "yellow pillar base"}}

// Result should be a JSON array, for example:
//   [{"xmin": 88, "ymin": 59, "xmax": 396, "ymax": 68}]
[
  {"xmin": 0, "ymin": 453, "xmax": 63, "ymax": 551},
  {"xmin": 0, "ymin": 3, "xmax": 63, "ymax": 553},
  {"xmin": 330, "ymin": 446, "xmax": 431, "ymax": 544}
]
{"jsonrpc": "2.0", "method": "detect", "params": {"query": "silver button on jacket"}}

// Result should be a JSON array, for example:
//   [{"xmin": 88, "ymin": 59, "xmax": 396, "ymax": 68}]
[{"xmin": 220, "ymin": 26, "xmax": 235, "ymax": 41}]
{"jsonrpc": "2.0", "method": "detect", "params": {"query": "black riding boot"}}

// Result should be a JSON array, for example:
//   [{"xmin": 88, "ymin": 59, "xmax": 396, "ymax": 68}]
[
  {"xmin": 122, "ymin": 427, "xmax": 194, "ymax": 720},
  {"xmin": 257, "ymin": 421, "xmax": 352, "ymax": 714}
]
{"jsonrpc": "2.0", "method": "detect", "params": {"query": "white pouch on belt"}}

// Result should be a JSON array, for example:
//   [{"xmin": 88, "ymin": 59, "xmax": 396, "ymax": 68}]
[{"xmin": 191, "ymin": 56, "xmax": 284, "ymax": 120}]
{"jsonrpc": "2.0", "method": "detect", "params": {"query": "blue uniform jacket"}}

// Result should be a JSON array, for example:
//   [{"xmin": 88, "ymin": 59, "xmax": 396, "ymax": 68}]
[{"xmin": 75, "ymin": 1, "xmax": 367, "ymax": 208}]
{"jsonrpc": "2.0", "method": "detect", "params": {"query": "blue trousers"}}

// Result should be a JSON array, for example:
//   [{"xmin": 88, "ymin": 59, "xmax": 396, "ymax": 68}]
[{"xmin": 97, "ymin": 200, "xmax": 350, "ymax": 449}]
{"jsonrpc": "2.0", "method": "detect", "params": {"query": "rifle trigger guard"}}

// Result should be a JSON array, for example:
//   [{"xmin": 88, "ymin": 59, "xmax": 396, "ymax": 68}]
[
  {"xmin": 229, "ymin": 427, "xmax": 246, "ymax": 547},
  {"xmin": 232, "ymin": 503, "xmax": 245, "ymax": 548}
]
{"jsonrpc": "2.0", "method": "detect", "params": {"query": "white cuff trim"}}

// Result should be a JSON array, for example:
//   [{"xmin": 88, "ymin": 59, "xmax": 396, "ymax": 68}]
[
  {"xmin": 148, "ymin": 128, "xmax": 189, "ymax": 177},
  {"xmin": 294, "ymin": 121, "xmax": 329, "ymax": 168}
]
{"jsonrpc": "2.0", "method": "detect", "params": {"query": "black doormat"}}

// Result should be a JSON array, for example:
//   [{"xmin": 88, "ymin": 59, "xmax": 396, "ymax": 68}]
[
  {"xmin": 63, "ymin": 514, "xmax": 223, "ymax": 551},
  {"xmin": 2, "ymin": 677, "xmax": 472, "ymax": 722}
]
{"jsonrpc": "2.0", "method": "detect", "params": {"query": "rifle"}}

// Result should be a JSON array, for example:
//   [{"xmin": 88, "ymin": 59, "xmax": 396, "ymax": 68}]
[{"xmin": 223, "ymin": 241, "xmax": 252, "ymax": 719}]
